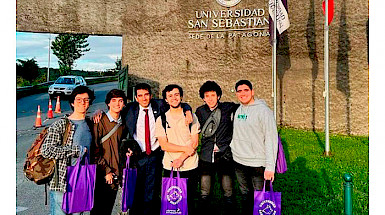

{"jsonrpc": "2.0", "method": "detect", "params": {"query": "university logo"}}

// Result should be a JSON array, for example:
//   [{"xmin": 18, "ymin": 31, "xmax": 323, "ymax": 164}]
[
  {"xmin": 258, "ymin": 200, "xmax": 277, "ymax": 215},
  {"xmin": 216, "ymin": 0, "xmax": 242, "ymax": 7},
  {"xmin": 166, "ymin": 186, "xmax": 183, "ymax": 205}
]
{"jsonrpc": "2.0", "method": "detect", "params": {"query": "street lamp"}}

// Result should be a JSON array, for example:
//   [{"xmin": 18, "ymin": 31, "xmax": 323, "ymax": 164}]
[{"xmin": 47, "ymin": 34, "xmax": 51, "ymax": 82}]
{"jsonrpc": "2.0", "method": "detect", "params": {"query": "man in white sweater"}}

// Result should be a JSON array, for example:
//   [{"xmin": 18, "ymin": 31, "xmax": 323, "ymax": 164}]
[{"xmin": 230, "ymin": 80, "xmax": 278, "ymax": 214}]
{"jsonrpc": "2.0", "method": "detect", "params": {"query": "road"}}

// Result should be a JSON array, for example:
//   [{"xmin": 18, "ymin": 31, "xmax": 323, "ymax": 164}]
[{"xmin": 16, "ymin": 81, "xmax": 126, "ymax": 215}]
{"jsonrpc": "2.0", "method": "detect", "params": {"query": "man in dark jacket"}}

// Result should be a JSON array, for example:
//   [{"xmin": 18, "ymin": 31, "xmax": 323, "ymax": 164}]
[{"xmin": 195, "ymin": 81, "xmax": 239, "ymax": 215}]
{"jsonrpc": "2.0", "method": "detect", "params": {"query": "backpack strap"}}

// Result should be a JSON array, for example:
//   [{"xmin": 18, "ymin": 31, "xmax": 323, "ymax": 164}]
[
  {"xmin": 62, "ymin": 118, "xmax": 71, "ymax": 145},
  {"xmin": 161, "ymin": 112, "xmax": 192, "ymax": 134},
  {"xmin": 101, "ymin": 122, "xmax": 121, "ymax": 143},
  {"xmin": 161, "ymin": 113, "xmax": 167, "ymax": 132},
  {"xmin": 54, "ymin": 118, "xmax": 71, "ymax": 187},
  {"xmin": 183, "ymin": 112, "xmax": 192, "ymax": 132},
  {"xmin": 44, "ymin": 183, "xmax": 48, "ymax": 205}
]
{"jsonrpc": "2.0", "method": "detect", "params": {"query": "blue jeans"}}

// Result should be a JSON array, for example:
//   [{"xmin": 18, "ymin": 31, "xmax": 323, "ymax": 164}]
[{"xmin": 50, "ymin": 190, "xmax": 84, "ymax": 215}]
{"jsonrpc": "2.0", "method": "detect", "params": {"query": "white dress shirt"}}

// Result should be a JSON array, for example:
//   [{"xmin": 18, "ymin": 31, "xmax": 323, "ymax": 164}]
[{"xmin": 133, "ymin": 104, "xmax": 159, "ymax": 152}]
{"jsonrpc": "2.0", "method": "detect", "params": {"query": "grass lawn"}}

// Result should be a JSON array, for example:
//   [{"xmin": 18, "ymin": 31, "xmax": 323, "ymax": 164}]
[{"xmin": 205, "ymin": 127, "xmax": 369, "ymax": 214}]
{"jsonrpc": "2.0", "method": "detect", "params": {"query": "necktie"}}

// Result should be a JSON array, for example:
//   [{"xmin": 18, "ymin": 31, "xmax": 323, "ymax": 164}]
[{"xmin": 144, "ymin": 109, "xmax": 151, "ymax": 155}]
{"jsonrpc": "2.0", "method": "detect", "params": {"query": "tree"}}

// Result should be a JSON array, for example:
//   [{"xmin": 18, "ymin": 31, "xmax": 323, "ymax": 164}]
[
  {"xmin": 16, "ymin": 58, "xmax": 40, "ymax": 81},
  {"xmin": 115, "ymin": 57, "xmax": 122, "ymax": 72},
  {"xmin": 51, "ymin": 34, "xmax": 90, "ymax": 75}
]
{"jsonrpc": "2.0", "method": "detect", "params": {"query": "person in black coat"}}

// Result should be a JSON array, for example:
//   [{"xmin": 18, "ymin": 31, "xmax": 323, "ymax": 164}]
[{"xmin": 195, "ymin": 81, "xmax": 239, "ymax": 215}]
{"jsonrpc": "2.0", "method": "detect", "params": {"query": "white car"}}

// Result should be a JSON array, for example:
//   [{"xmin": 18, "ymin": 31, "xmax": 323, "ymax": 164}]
[{"xmin": 48, "ymin": 76, "xmax": 87, "ymax": 99}]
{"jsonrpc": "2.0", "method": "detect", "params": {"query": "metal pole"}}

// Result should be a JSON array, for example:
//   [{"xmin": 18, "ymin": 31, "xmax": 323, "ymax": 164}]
[
  {"xmin": 343, "ymin": 173, "xmax": 353, "ymax": 215},
  {"xmin": 132, "ymin": 86, "xmax": 135, "ymax": 102},
  {"xmin": 47, "ymin": 34, "xmax": 51, "ymax": 82},
  {"xmin": 324, "ymin": 0, "xmax": 330, "ymax": 156},
  {"xmin": 273, "ymin": 0, "xmax": 277, "ymax": 120}
]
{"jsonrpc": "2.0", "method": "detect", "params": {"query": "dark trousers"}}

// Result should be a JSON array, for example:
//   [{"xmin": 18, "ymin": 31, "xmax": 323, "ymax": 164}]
[
  {"xmin": 234, "ymin": 161, "xmax": 266, "ymax": 214},
  {"xmin": 163, "ymin": 168, "xmax": 199, "ymax": 215},
  {"xmin": 90, "ymin": 174, "xmax": 118, "ymax": 215},
  {"xmin": 199, "ymin": 159, "xmax": 235, "ymax": 215},
  {"xmin": 130, "ymin": 149, "xmax": 163, "ymax": 215},
  {"xmin": 199, "ymin": 159, "xmax": 234, "ymax": 198}
]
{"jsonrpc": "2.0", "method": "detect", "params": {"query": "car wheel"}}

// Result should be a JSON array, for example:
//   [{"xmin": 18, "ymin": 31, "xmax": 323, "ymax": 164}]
[{"xmin": 49, "ymin": 94, "xmax": 55, "ymax": 100}]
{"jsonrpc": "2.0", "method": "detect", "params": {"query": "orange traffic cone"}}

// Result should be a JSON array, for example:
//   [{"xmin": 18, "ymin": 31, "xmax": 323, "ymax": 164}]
[
  {"xmin": 47, "ymin": 99, "xmax": 54, "ymax": 119},
  {"xmin": 35, "ymin": 105, "xmax": 42, "ymax": 128},
  {"xmin": 55, "ymin": 96, "xmax": 61, "ymax": 113}
]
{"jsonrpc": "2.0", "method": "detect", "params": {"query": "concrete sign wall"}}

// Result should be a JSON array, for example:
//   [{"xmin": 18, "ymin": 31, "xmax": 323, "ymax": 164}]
[{"xmin": 17, "ymin": 0, "xmax": 369, "ymax": 135}]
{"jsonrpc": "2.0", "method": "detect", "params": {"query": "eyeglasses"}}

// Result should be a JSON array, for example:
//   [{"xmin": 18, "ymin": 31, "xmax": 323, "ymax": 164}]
[{"xmin": 75, "ymin": 97, "xmax": 90, "ymax": 103}]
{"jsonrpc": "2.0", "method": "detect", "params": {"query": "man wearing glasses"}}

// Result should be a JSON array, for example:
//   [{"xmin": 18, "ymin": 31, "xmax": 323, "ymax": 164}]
[{"xmin": 41, "ymin": 86, "xmax": 95, "ymax": 215}]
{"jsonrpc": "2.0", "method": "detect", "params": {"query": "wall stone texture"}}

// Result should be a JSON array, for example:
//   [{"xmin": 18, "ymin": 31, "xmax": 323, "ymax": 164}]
[{"xmin": 17, "ymin": 0, "xmax": 369, "ymax": 135}]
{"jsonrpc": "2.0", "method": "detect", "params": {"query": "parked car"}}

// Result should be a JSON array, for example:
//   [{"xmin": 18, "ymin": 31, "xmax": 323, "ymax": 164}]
[{"xmin": 48, "ymin": 76, "xmax": 87, "ymax": 99}]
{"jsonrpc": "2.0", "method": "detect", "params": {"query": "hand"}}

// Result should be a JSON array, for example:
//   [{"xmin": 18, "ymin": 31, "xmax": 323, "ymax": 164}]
[
  {"xmin": 184, "ymin": 111, "xmax": 193, "ymax": 126},
  {"xmin": 171, "ymin": 159, "xmax": 184, "ymax": 169},
  {"xmin": 126, "ymin": 148, "xmax": 133, "ymax": 157},
  {"xmin": 92, "ymin": 109, "xmax": 103, "ymax": 123},
  {"xmin": 105, "ymin": 173, "xmax": 114, "ymax": 184},
  {"xmin": 80, "ymin": 147, "xmax": 87, "ymax": 157},
  {"xmin": 264, "ymin": 170, "xmax": 275, "ymax": 182}
]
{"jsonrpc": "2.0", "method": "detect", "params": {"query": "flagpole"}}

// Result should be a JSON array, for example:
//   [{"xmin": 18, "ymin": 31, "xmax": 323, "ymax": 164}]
[
  {"xmin": 273, "ymin": 0, "xmax": 277, "ymax": 121},
  {"xmin": 324, "ymin": 0, "xmax": 330, "ymax": 156},
  {"xmin": 47, "ymin": 34, "xmax": 51, "ymax": 82}
]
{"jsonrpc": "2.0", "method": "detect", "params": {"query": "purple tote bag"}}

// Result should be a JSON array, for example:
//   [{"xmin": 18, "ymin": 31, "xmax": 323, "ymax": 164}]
[
  {"xmin": 275, "ymin": 136, "xmax": 287, "ymax": 174},
  {"xmin": 121, "ymin": 156, "xmax": 137, "ymax": 212},
  {"xmin": 253, "ymin": 181, "xmax": 281, "ymax": 215},
  {"xmin": 62, "ymin": 156, "xmax": 96, "ymax": 214},
  {"xmin": 160, "ymin": 169, "xmax": 188, "ymax": 215}
]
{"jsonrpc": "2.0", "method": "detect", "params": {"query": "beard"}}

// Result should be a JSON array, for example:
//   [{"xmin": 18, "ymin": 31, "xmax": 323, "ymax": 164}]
[{"xmin": 170, "ymin": 102, "xmax": 181, "ymax": 109}]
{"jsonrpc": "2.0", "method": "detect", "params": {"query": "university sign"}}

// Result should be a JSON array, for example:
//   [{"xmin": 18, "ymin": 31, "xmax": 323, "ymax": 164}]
[
  {"xmin": 216, "ymin": 0, "xmax": 242, "ymax": 7},
  {"xmin": 188, "ymin": 0, "xmax": 270, "ymax": 39}
]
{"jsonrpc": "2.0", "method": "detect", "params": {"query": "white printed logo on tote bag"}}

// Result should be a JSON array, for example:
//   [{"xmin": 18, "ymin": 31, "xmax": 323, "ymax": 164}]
[
  {"xmin": 166, "ymin": 186, "xmax": 183, "ymax": 205},
  {"xmin": 258, "ymin": 200, "xmax": 277, "ymax": 215}
]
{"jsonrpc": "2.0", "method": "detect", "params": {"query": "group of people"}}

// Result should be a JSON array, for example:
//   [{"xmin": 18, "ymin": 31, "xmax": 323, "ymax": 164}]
[{"xmin": 41, "ymin": 79, "xmax": 278, "ymax": 215}]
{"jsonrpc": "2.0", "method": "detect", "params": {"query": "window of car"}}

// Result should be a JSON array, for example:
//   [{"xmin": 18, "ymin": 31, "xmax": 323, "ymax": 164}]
[{"xmin": 55, "ymin": 77, "xmax": 75, "ymax": 84}]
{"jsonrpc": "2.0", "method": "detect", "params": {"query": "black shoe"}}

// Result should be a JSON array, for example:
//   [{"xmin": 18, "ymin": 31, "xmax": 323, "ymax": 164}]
[{"xmin": 199, "ymin": 195, "xmax": 211, "ymax": 215}]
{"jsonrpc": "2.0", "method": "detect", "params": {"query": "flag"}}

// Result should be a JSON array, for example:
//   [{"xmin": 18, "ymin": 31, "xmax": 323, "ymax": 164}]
[
  {"xmin": 269, "ymin": 0, "xmax": 290, "ymax": 45},
  {"xmin": 322, "ymin": 0, "xmax": 334, "ymax": 25}
]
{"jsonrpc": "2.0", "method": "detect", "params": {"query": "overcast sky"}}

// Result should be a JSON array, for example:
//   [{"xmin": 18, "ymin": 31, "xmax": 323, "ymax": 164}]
[{"xmin": 16, "ymin": 32, "xmax": 122, "ymax": 71}]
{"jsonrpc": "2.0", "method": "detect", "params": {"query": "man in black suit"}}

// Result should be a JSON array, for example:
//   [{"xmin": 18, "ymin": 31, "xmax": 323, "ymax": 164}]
[{"xmin": 121, "ymin": 83, "xmax": 193, "ymax": 215}]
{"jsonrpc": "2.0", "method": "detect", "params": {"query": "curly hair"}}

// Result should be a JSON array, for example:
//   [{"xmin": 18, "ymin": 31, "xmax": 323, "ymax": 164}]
[{"xmin": 199, "ymin": 81, "xmax": 222, "ymax": 99}]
